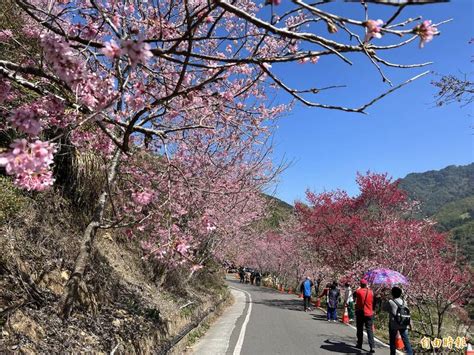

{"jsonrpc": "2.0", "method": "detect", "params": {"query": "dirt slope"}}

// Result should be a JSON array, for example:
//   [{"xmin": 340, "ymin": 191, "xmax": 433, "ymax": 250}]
[{"xmin": 0, "ymin": 187, "xmax": 228, "ymax": 353}]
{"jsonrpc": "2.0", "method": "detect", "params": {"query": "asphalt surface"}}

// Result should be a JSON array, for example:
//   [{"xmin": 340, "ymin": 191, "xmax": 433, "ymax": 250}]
[{"xmin": 192, "ymin": 277, "xmax": 392, "ymax": 355}]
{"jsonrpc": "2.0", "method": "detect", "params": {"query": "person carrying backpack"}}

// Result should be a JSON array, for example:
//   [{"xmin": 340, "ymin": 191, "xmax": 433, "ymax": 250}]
[{"xmin": 383, "ymin": 287, "xmax": 413, "ymax": 355}]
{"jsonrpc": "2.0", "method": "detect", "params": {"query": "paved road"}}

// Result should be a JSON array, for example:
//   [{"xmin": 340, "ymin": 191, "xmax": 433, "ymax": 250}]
[{"xmin": 192, "ymin": 277, "xmax": 391, "ymax": 355}]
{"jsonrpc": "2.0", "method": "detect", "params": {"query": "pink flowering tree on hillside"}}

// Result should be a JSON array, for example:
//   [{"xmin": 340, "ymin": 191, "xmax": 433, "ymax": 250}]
[
  {"xmin": 295, "ymin": 173, "xmax": 415, "ymax": 276},
  {"xmin": 0, "ymin": 0, "xmax": 450, "ymax": 317},
  {"xmin": 236, "ymin": 215, "xmax": 323, "ymax": 290},
  {"xmin": 294, "ymin": 172, "xmax": 471, "ymax": 338}
]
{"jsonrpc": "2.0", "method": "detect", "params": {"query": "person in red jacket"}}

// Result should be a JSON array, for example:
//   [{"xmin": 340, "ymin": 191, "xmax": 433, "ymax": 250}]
[{"xmin": 354, "ymin": 279, "xmax": 375, "ymax": 353}]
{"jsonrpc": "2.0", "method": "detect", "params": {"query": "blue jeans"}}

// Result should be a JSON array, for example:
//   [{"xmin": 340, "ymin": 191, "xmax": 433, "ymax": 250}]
[
  {"xmin": 389, "ymin": 327, "xmax": 413, "ymax": 355},
  {"xmin": 327, "ymin": 306, "xmax": 337, "ymax": 320}
]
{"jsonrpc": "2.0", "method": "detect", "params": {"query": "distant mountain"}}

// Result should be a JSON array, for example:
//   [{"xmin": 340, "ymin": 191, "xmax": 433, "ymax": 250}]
[
  {"xmin": 398, "ymin": 164, "xmax": 474, "ymax": 217},
  {"xmin": 398, "ymin": 163, "xmax": 474, "ymax": 262},
  {"xmin": 260, "ymin": 194, "xmax": 293, "ymax": 230},
  {"xmin": 434, "ymin": 196, "xmax": 474, "ymax": 260}
]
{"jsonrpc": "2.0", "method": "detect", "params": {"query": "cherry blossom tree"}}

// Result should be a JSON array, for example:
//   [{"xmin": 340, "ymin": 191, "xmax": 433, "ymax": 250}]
[
  {"xmin": 0, "ymin": 0, "xmax": 450, "ymax": 317},
  {"xmin": 293, "ymin": 172, "xmax": 471, "ymax": 338}
]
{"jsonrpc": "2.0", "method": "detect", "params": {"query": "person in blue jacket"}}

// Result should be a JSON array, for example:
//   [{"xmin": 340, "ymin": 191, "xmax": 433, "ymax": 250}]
[{"xmin": 300, "ymin": 276, "xmax": 314, "ymax": 312}]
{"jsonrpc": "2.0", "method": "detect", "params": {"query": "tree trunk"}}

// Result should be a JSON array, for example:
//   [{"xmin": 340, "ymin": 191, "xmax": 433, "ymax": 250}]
[{"xmin": 60, "ymin": 149, "xmax": 121, "ymax": 319}]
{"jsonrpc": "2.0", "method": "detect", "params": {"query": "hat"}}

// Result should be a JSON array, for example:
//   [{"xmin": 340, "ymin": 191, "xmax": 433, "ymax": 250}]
[{"xmin": 360, "ymin": 279, "xmax": 368, "ymax": 285}]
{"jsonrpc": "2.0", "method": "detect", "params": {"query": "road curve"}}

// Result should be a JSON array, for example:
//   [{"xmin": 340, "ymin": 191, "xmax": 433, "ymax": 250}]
[{"xmin": 192, "ymin": 277, "xmax": 391, "ymax": 355}]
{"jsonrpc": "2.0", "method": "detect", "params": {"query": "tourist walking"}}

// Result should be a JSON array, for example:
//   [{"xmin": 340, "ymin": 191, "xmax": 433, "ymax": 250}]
[
  {"xmin": 300, "ymin": 276, "xmax": 314, "ymax": 312},
  {"xmin": 383, "ymin": 287, "xmax": 414, "ymax": 355},
  {"xmin": 314, "ymin": 276, "xmax": 322, "ymax": 296},
  {"xmin": 343, "ymin": 282, "xmax": 354, "ymax": 322},
  {"xmin": 319, "ymin": 283, "xmax": 330, "ymax": 299},
  {"xmin": 238, "ymin": 267, "xmax": 245, "ymax": 283},
  {"xmin": 354, "ymin": 279, "xmax": 375, "ymax": 353},
  {"xmin": 326, "ymin": 281, "xmax": 340, "ymax": 322}
]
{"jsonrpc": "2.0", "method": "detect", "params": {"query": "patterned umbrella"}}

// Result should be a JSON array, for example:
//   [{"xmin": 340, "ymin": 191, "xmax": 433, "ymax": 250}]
[{"xmin": 364, "ymin": 268, "xmax": 408, "ymax": 285}]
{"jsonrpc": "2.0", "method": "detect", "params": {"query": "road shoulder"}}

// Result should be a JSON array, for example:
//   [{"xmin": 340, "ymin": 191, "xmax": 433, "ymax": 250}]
[{"xmin": 191, "ymin": 287, "xmax": 248, "ymax": 355}]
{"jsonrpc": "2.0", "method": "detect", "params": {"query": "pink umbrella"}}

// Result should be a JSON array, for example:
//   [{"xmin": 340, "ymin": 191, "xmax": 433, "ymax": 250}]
[{"xmin": 364, "ymin": 268, "xmax": 408, "ymax": 285}]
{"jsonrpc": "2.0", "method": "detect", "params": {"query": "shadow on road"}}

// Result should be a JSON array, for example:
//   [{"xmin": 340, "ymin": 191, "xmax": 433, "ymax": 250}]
[
  {"xmin": 320, "ymin": 339, "xmax": 364, "ymax": 354},
  {"xmin": 252, "ymin": 298, "xmax": 303, "ymax": 311},
  {"xmin": 226, "ymin": 278, "xmax": 294, "ymax": 295},
  {"xmin": 312, "ymin": 313, "xmax": 329, "ymax": 321}
]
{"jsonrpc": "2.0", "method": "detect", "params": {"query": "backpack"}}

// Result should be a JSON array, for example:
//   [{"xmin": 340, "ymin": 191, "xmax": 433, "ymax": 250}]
[{"xmin": 394, "ymin": 299, "xmax": 411, "ymax": 328}]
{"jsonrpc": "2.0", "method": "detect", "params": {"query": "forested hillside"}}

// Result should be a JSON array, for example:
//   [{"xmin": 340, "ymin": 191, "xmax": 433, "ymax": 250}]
[
  {"xmin": 398, "ymin": 164, "xmax": 474, "ymax": 261},
  {"xmin": 261, "ymin": 195, "xmax": 294, "ymax": 230},
  {"xmin": 398, "ymin": 164, "xmax": 474, "ymax": 216},
  {"xmin": 435, "ymin": 196, "xmax": 474, "ymax": 259}
]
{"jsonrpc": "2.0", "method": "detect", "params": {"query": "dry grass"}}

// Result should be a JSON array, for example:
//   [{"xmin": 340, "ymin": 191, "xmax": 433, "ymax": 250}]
[{"xmin": 0, "ymin": 178, "xmax": 228, "ymax": 353}]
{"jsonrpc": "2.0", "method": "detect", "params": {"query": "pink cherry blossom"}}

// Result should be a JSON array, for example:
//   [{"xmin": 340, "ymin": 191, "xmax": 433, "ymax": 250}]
[
  {"xmin": 0, "ymin": 29, "xmax": 13, "ymax": 42},
  {"xmin": 188, "ymin": 0, "xmax": 207, "ymax": 9},
  {"xmin": 9, "ymin": 107, "xmax": 42, "ymax": 136},
  {"xmin": 416, "ymin": 20, "xmax": 438, "ymax": 48},
  {"xmin": 297, "ymin": 56, "xmax": 319, "ymax": 64},
  {"xmin": 0, "ymin": 80, "xmax": 13, "ymax": 103},
  {"xmin": 298, "ymin": 57, "xmax": 310, "ymax": 64},
  {"xmin": 206, "ymin": 222, "xmax": 217, "ymax": 232},
  {"xmin": 176, "ymin": 242, "xmax": 191, "ymax": 255},
  {"xmin": 132, "ymin": 190, "xmax": 154, "ymax": 205},
  {"xmin": 121, "ymin": 40, "xmax": 153, "ymax": 67},
  {"xmin": 101, "ymin": 40, "xmax": 122, "ymax": 58},
  {"xmin": 126, "ymin": 95, "xmax": 145, "ymax": 110},
  {"xmin": 0, "ymin": 139, "xmax": 57, "ymax": 191},
  {"xmin": 365, "ymin": 19, "xmax": 383, "ymax": 42},
  {"xmin": 70, "ymin": 128, "xmax": 115, "ymax": 155},
  {"xmin": 190, "ymin": 264, "xmax": 203, "ymax": 272},
  {"xmin": 41, "ymin": 34, "xmax": 113, "ymax": 109}
]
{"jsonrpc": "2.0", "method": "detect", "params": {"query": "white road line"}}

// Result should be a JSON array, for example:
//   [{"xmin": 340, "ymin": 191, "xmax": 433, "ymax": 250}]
[
  {"xmin": 315, "ymin": 306, "xmax": 403, "ymax": 354},
  {"xmin": 345, "ymin": 322, "xmax": 404, "ymax": 354},
  {"xmin": 346, "ymin": 322, "xmax": 389, "ymax": 347},
  {"xmin": 230, "ymin": 286, "xmax": 253, "ymax": 355},
  {"xmin": 192, "ymin": 288, "xmax": 246, "ymax": 355}
]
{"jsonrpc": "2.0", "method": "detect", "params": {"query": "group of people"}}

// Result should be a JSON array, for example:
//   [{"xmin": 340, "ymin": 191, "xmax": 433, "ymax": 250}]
[
  {"xmin": 238, "ymin": 267, "xmax": 262, "ymax": 286},
  {"xmin": 299, "ymin": 277, "xmax": 413, "ymax": 355}
]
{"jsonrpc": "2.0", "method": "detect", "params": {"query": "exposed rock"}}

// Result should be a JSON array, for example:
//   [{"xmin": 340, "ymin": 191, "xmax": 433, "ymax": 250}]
[
  {"xmin": 37, "ymin": 269, "xmax": 67, "ymax": 296},
  {"xmin": 8, "ymin": 310, "xmax": 45, "ymax": 342}
]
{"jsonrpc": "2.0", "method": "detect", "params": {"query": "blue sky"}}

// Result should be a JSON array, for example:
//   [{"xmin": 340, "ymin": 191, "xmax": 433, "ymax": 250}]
[{"xmin": 268, "ymin": 0, "xmax": 473, "ymax": 204}]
